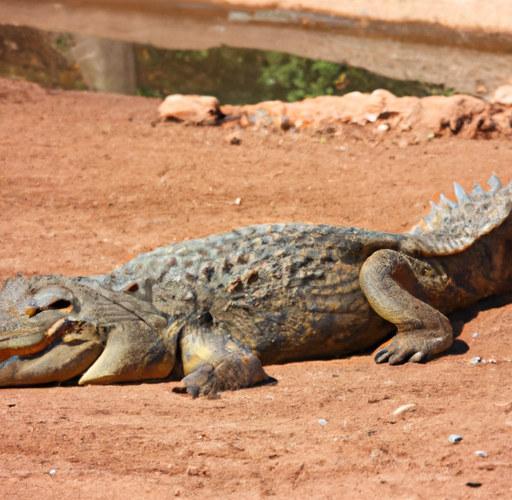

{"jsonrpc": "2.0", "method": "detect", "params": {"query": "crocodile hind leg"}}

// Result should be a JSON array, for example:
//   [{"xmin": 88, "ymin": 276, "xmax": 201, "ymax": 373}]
[
  {"xmin": 179, "ymin": 324, "xmax": 274, "ymax": 398},
  {"xmin": 359, "ymin": 249, "xmax": 453, "ymax": 364}
]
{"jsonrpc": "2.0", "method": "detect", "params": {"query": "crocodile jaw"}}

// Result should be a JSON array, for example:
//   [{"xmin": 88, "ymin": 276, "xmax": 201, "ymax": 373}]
[
  {"xmin": 0, "ymin": 315, "xmax": 79, "ymax": 362},
  {"xmin": 0, "ymin": 318, "xmax": 104, "ymax": 386},
  {"xmin": 0, "ymin": 340, "xmax": 103, "ymax": 387}
]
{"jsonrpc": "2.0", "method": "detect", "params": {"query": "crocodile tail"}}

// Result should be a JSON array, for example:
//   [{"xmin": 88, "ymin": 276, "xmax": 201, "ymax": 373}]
[{"xmin": 406, "ymin": 175, "xmax": 512, "ymax": 256}]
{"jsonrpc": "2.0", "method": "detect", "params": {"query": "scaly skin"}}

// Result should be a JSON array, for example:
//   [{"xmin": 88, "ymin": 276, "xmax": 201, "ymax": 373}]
[
  {"xmin": 0, "ymin": 199, "xmax": 511, "ymax": 395},
  {"xmin": 112, "ymin": 224, "xmax": 406, "ymax": 365}
]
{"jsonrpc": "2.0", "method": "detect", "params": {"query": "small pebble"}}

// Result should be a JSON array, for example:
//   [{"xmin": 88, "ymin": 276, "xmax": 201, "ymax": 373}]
[
  {"xmin": 393, "ymin": 403, "xmax": 416, "ymax": 415},
  {"xmin": 473, "ymin": 332, "xmax": 479, "ymax": 338},
  {"xmin": 377, "ymin": 123, "xmax": 390, "ymax": 132},
  {"xmin": 49, "ymin": 469, "xmax": 56, "ymax": 476},
  {"xmin": 471, "ymin": 357, "xmax": 482, "ymax": 364},
  {"xmin": 318, "ymin": 419, "xmax": 328, "ymax": 426},
  {"xmin": 488, "ymin": 359, "xmax": 497, "ymax": 363},
  {"xmin": 448, "ymin": 434, "xmax": 463, "ymax": 444},
  {"xmin": 475, "ymin": 451, "xmax": 488, "ymax": 458},
  {"xmin": 225, "ymin": 131, "xmax": 242, "ymax": 145},
  {"xmin": 265, "ymin": 395, "xmax": 274, "ymax": 400},
  {"xmin": 235, "ymin": 198, "xmax": 242, "ymax": 205}
]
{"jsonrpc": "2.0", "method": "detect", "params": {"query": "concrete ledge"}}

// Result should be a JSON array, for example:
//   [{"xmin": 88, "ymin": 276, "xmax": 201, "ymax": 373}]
[
  {"xmin": 206, "ymin": 0, "xmax": 512, "ymax": 34},
  {"xmin": 1, "ymin": 0, "xmax": 512, "ymax": 94}
]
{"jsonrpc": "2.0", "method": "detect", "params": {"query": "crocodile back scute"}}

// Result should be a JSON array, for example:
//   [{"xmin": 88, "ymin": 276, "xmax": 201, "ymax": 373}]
[{"xmin": 406, "ymin": 175, "xmax": 512, "ymax": 256}]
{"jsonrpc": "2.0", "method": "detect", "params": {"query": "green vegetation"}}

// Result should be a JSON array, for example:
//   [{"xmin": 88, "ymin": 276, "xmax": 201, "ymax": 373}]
[{"xmin": 135, "ymin": 46, "xmax": 456, "ymax": 104}]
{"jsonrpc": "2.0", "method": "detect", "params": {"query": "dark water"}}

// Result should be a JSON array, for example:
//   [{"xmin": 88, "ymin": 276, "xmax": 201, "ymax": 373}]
[{"xmin": 0, "ymin": 24, "xmax": 454, "ymax": 105}]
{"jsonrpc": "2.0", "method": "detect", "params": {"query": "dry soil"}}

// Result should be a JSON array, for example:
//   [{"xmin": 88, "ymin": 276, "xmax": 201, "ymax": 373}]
[{"xmin": 1, "ymin": 78, "xmax": 512, "ymax": 499}]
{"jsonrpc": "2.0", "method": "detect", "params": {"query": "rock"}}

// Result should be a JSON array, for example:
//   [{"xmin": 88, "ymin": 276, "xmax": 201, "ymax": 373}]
[
  {"xmin": 475, "ymin": 451, "xmax": 488, "ymax": 458},
  {"xmin": 448, "ymin": 434, "xmax": 463, "ymax": 443},
  {"xmin": 220, "ymin": 89, "xmax": 512, "ymax": 138},
  {"xmin": 393, "ymin": 403, "xmax": 416, "ymax": 415},
  {"xmin": 155, "ymin": 87, "xmax": 512, "ymax": 138},
  {"xmin": 318, "ymin": 419, "xmax": 328, "ymax": 426},
  {"xmin": 158, "ymin": 95, "xmax": 223, "ymax": 124},
  {"xmin": 471, "ymin": 357, "xmax": 482, "ymax": 364},
  {"xmin": 493, "ymin": 85, "xmax": 512, "ymax": 105}
]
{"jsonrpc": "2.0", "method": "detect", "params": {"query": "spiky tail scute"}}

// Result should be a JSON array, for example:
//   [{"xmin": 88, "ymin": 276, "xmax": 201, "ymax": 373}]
[{"xmin": 405, "ymin": 175, "xmax": 512, "ymax": 256}]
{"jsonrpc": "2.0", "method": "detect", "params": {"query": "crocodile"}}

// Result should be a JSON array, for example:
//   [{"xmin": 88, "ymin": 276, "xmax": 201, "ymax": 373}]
[{"xmin": 0, "ymin": 175, "xmax": 511, "ymax": 396}]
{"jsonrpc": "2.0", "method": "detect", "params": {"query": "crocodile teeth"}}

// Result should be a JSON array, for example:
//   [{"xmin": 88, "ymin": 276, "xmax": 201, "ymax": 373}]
[
  {"xmin": 439, "ymin": 194, "xmax": 457, "ymax": 209},
  {"xmin": 453, "ymin": 182, "xmax": 472, "ymax": 205},
  {"xmin": 487, "ymin": 174, "xmax": 502, "ymax": 192}
]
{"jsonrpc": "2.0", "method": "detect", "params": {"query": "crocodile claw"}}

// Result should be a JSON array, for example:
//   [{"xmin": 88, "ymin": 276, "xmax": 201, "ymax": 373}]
[
  {"xmin": 374, "ymin": 347, "xmax": 390, "ymax": 364},
  {"xmin": 408, "ymin": 351, "xmax": 428, "ymax": 363},
  {"xmin": 374, "ymin": 345, "xmax": 429, "ymax": 364}
]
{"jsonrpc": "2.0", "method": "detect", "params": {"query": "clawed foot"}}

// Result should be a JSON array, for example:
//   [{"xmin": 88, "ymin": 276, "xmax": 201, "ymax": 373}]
[
  {"xmin": 374, "ymin": 343, "xmax": 429, "ymax": 365},
  {"xmin": 180, "ymin": 352, "xmax": 272, "ymax": 398},
  {"xmin": 374, "ymin": 327, "xmax": 453, "ymax": 365}
]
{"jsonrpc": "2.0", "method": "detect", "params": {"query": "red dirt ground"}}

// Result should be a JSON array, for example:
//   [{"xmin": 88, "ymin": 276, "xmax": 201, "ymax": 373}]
[{"xmin": 1, "ymin": 78, "xmax": 511, "ymax": 499}]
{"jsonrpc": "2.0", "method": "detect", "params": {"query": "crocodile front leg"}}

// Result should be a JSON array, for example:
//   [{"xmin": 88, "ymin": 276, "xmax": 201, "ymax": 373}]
[
  {"xmin": 359, "ymin": 249, "xmax": 453, "ymax": 364},
  {"xmin": 179, "ymin": 324, "xmax": 274, "ymax": 397}
]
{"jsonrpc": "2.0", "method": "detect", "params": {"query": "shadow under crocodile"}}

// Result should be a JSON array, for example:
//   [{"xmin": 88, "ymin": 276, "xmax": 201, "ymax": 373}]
[{"xmin": 441, "ymin": 291, "xmax": 512, "ymax": 356}]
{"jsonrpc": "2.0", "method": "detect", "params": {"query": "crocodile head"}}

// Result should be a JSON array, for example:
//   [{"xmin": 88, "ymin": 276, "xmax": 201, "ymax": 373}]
[{"xmin": 0, "ymin": 275, "xmax": 176, "ymax": 387}]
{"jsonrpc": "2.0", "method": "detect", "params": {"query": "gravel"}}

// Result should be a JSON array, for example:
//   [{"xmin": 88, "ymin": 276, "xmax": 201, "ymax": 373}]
[{"xmin": 448, "ymin": 434, "xmax": 463, "ymax": 443}]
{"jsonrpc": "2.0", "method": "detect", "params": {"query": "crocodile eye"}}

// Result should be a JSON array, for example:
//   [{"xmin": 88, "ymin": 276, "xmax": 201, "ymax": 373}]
[
  {"xmin": 25, "ymin": 287, "xmax": 75, "ymax": 317},
  {"xmin": 25, "ymin": 299, "xmax": 74, "ymax": 317},
  {"xmin": 48, "ymin": 299, "xmax": 73, "ymax": 310}
]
